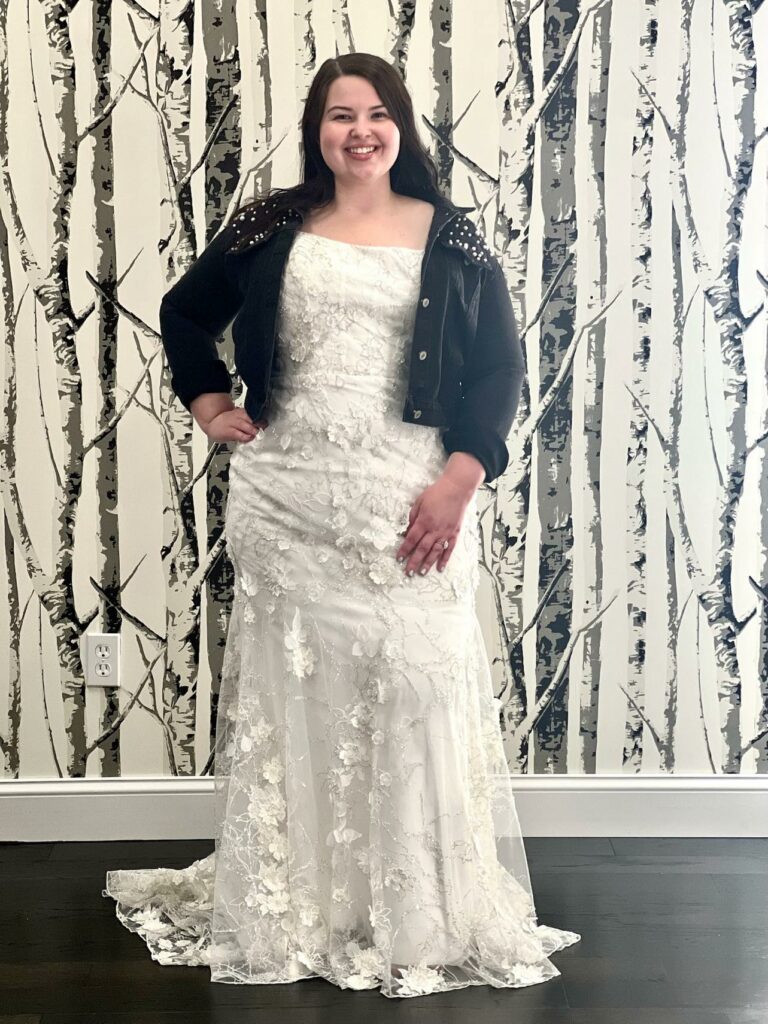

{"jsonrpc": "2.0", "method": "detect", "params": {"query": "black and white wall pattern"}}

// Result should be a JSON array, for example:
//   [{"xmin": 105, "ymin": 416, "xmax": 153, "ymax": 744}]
[{"xmin": 0, "ymin": 0, "xmax": 765, "ymax": 779}]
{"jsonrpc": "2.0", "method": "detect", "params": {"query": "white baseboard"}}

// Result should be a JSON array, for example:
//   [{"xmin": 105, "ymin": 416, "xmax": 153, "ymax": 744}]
[{"xmin": 2, "ymin": 774, "xmax": 767, "ymax": 842}]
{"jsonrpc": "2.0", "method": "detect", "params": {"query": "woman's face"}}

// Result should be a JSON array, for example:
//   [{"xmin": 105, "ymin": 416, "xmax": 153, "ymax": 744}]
[{"xmin": 318, "ymin": 75, "xmax": 401, "ymax": 184}]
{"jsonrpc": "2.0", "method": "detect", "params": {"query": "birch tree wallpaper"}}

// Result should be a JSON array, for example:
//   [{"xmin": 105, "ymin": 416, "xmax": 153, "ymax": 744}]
[{"xmin": 0, "ymin": 0, "xmax": 766, "ymax": 782}]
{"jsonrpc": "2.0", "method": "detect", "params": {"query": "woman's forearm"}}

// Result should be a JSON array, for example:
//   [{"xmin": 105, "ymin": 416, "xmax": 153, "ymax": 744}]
[{"xmin": 441, "ymin": 450, "xmax": 485, "ymax": 493}]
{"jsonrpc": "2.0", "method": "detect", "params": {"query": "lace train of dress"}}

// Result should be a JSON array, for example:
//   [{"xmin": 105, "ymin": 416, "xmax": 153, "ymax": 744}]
[{"xmin": 103, "ymin": 231, "xmax": 580, "ymax": 998}]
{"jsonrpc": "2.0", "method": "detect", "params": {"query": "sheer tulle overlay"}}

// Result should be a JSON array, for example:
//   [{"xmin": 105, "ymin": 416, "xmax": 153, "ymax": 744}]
[{"xmin": 103, "ymin": 232, "xmax": 580, "ymax": 998}]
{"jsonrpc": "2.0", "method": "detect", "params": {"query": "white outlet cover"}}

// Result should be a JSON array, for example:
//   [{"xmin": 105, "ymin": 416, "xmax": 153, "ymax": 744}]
[{"xmin": 83, "ymin": 632, "xmax": 121, "ymax": 688}]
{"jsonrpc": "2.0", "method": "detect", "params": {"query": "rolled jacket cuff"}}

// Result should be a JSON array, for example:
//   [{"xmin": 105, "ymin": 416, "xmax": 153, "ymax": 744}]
[
  {"xmin": 441, "ymin": 423, "xmax": 510, "ymax": 485},
  {"xmin": 170, "ymin": 361, "xmax": 233, "ymax": 412}
]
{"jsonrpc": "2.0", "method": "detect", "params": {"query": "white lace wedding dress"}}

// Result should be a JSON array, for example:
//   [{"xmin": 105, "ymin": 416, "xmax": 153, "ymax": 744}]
[{"xmin": 103, "ymin": 230, "xmax": 580, "ymax": 998}]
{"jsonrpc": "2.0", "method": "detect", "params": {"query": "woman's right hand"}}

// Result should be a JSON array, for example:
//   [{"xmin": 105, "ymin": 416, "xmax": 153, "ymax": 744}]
[
  {"xmin": 190, "ymin": 393, "xmax": 268, "ymax": 443},
  {"xmin": 206, "ymin": 408, "xmax": 269, "ymax": 443}
]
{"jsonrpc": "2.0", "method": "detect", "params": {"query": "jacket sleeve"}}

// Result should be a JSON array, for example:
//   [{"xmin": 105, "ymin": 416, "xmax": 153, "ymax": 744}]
[
  {"xmin": 442, "ymin": 260, "xmax": 526, "ymax": 485},
  {"xmin": 158, "ymin": 222, "xmax": 244, "ymax": 412}
]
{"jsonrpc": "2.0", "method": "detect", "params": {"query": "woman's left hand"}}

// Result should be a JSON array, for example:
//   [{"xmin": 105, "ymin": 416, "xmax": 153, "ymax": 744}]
[{"xmin": 396, "ymin": 476, "xmax": 473, "ymax": 576}]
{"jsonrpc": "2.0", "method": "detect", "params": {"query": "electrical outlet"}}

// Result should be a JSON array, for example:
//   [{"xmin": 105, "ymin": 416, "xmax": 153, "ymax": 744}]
[{"xmin": 83, "ymin": 632, "xmax": 121, "ymax": 688}]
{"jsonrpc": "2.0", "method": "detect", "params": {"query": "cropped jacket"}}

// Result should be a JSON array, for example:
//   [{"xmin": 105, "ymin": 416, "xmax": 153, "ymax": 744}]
[{"xmin": 159, "ymin": 195, "xmax": 526, "ymax": 484}]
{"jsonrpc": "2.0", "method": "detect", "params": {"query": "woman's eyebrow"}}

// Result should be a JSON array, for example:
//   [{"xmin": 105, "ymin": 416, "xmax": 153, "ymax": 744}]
[{"xmin": 326, "ymin": 104, "xmax": 387, "ymax": 112}]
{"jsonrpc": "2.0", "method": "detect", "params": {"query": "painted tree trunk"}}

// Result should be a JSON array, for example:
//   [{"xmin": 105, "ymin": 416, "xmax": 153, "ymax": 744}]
[
  {"xmin": 36, "ymin": 0, "xmax": 87, "ymax": 775},
  {"xmin": 201, "ymin": 0, "xmax": 243, "ymax": 764},
  {"xmin": 388, "ymin": 0, "xmax": 417, "ymax": 74},
  {"xmin": 0, "ymin": 179, "xmax": 22, "ymax": 777},
  {"xmin": 535, "ymin": 0, "xmax": 579, "ymax": 773},
  {"xmin": 577, "ymin": 0, "xmax": 611, "ymax": 773},
  {"xmin": 623, "ymin": 0, "xmax": 657, "ymax": 772},
  {"xmin": 660, "ymin": 197, "xmax": 684, "ymax": 774},
  {"xmin": 756, "ymin": 154, "xmax": 768, "ymax": 771},
  {"xmin": 294, "ymin": 0, "xmax": 318, "ymax": 108},
  {"xmin": 431, "ymin": 0, "xmax": 454, "ymax": 185},
  {"xmin": 333, "ymin": 0, "xmax": 355, "ymax": 55},
  {"xmin": 91, "ymin": 0, "xmax": 122, "ymax": 776},
  {"xmin": 157, "ymin": 0, "xmax": 203, "ymax": 775},
  {"xmin": 493, "ymin": 0, "xmax": 536, "ymax": 771}
]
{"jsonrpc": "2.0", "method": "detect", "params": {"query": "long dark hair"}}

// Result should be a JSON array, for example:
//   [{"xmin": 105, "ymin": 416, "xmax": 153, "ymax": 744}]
[{"xmin": 228, "ymin": 52, "xmax": 458, "ymax": 248}]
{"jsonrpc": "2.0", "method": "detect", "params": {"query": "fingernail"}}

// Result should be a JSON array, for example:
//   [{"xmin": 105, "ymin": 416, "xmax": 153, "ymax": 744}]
[
  {"xmin": 397, "ymin": 555, "xmax": 405, "ymax": 563},
  {"xmin": 407, "ymin": 569, "xmax": 414, "ymax": 577},
  {"xmin": 419, "ymin": 567, "xmax": 427, "ymax": 574}
]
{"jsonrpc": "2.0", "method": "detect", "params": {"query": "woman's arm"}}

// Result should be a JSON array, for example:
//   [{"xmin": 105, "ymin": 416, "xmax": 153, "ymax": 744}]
[
  {"xmin": 159, "ymin": 222, "xmax": 245, "ymax": 412},
  {"xmin": 441, "ymin": 260, "xmax": 526, "ymax": 485}
]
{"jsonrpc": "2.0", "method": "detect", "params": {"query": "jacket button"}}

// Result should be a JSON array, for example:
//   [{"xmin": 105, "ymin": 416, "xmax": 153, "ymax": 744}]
[
  {"xmin": 413, "ymin": 409, "xmax": 421, "ymax": 419},
  {"xmin": 418, "ymin": 350, "xmax": 427, "ymax": 360},
  {"xmin": 421, "ymin": 297, "xmax": 430, "ymax": 307}
]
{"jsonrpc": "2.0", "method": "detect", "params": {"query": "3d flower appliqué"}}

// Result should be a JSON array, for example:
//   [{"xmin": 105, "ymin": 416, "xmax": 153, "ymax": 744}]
[{"xmin": 283, "ymin": 607, "xmax": 315, "ymax": 679}]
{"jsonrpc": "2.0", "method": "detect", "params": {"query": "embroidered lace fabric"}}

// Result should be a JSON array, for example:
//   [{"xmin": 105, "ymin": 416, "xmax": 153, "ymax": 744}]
[{"xmin": 103, "ymin": 231, "xmax": 581, "ymax": 998}]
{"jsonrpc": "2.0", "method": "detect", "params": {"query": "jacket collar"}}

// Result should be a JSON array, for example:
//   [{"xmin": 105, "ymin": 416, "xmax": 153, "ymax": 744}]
[{"xmin": 227, "ymin": 199, "xmax": 490, "ymax": 266}]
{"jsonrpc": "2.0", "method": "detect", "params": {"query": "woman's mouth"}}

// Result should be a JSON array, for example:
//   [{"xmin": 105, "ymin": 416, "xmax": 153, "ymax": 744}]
[{"xmin": 345, "ymin": 145, "xmax": 379, "ymax": 160}]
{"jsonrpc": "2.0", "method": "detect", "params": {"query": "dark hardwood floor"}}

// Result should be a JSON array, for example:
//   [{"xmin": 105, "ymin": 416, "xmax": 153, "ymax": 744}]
[{"xmin": 1, "ymin": 837, "xmax": 766, "ymax": 1023}]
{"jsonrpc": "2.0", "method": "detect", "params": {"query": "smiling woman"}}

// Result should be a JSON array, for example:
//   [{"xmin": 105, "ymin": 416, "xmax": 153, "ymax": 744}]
[{"xmin": 103, "ymin": 50, "xmax": 578, "ymax": 1001}]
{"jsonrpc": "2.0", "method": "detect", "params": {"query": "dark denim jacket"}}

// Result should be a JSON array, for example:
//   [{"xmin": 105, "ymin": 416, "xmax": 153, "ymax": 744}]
[{"xmin": 159, "ymin": 196, "xmax": 525, "ymax": 483}]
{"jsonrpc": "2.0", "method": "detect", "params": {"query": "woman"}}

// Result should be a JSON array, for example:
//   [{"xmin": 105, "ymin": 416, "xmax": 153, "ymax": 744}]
[{"xmin": 103, "ymin": 52, "xmax": 580, "ymax": 1000}]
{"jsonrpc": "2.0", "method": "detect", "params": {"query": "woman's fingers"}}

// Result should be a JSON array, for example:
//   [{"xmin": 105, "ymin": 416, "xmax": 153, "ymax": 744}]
[
  {"xmin": 226, "ymin": 420, "xmax": 260, "ymax": 442},
  {"xmin": 419, "ymin": 534, "xmax": 452, "ymax": 575},
  {"xmin": 436, "ymin": 537, "xmax": 455, "ymax": 571},
  {"xmin": 233, "ymin": 428, "xmax": 256, "ymax": 442},
  {"xmin": 237, "ymin": 411, "xmax": 269, "ymax": 438},
  {"xmin": 401, "ymin": 531, "xmax": 452, "ymax": 576}
]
